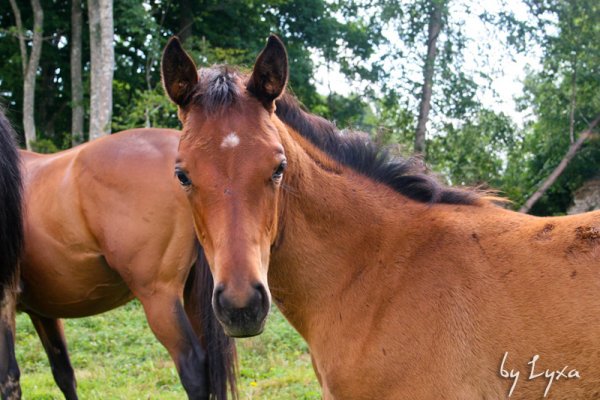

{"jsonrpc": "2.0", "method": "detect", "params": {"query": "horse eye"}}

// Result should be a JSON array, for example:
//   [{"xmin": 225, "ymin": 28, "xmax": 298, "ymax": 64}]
[
  {"xmin": 272, "ymin": 160, "xmax": 287, "ymax": 181},
  {"xmin": 175, "ymin": 169, "xmax": 192, "ymax": 187}
]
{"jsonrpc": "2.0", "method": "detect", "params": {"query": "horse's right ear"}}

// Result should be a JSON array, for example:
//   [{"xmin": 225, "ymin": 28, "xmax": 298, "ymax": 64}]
[
  {"xmin": 247, "ymin": 35, "xmax": 288, "ymax": 111},
  {"xmin": 161, "ymin": 37, "xmax": 198, "ymax": 108}
]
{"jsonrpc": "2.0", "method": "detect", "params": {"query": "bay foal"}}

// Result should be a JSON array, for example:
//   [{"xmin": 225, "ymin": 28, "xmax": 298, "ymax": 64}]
[{"xmin": 162, "ymin": 35, "xmax": 600, "ymax": 399}]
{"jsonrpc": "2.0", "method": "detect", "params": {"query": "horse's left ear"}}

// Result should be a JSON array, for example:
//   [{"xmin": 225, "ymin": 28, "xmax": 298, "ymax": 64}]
[
  {"xmin": 247, "ymin": 35, "xmax": 288, "ymax": 111},
  {"xmin": 161, "ymin": 37, "xmax": 198, "ymax": 108}
]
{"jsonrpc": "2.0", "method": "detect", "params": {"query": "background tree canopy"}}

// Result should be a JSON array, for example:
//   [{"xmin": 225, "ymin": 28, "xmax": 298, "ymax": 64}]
[{"xmin": 0, "ymin": 0, "xmax": 598, "ymax": 216}]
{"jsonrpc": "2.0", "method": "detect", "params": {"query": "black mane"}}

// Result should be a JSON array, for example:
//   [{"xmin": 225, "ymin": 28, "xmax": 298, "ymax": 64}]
[
  {"xmin": 194, "ymin": 66, "xmax": 480, "ymax": 205},
  {"xmin": 274, "ymin": 94, "xmax": 480, "ymax": 205}
]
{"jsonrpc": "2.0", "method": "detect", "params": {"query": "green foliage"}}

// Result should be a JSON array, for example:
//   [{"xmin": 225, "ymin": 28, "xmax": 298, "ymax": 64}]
[
  {"xmin": 311, "ymin": 92, "xmax": 377, "ymax": 132},
  {"xmin": 428, "ymin": 109, "xmax": 519, "ymax": 188},
  {"xmin": 372, "ymin": 91, "xmax": 416, "ymax": 151},
  {"xmin": 29, "ymin": 138, "xmax": 60, "ymax": 154},
  {"xmin": 112, "ymin": 83, "xmax": 178, "ymax": 131},
  {"xmin": 0, "ymin": 0, "xmax": 380, "ymax": 149},
  {"xmin": 511, "ymin": 0, "xmax": 600, "ymax": 214},
  {"xmin": 16, "ymin": 301, "xmax": 320, "ymax": 399}
]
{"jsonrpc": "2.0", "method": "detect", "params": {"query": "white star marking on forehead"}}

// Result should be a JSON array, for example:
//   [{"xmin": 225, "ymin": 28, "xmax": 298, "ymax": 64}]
[{"xmin": 221, "ymin": 132, "xmax": 240, "ymax": 149}]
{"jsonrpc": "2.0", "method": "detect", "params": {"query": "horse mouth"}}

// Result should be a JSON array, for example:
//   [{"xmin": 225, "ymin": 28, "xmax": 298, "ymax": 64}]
[
  {"xmin": 216, "ymin": 310, "xmax": 269, "ymax": 338},
  {"xmin": 221, "ymin": 322, "xmax": 266, "ymax": 338}
]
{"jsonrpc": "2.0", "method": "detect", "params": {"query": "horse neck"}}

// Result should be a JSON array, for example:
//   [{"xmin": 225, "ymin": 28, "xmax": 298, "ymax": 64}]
[{"xmin": 269, "ymin": 123, "xmax": 416, "ymax": 341}]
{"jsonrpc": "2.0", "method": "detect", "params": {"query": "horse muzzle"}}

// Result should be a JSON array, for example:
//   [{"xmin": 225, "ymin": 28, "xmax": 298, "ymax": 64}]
[{"xmin": 212, "ymin": 282, "xmax": 270, "ymax": 337}]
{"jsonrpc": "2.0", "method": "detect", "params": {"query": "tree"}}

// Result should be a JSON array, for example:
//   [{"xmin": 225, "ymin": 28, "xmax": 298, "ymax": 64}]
[
  {"xmin": 377, "ymin": 0, "xmax": 481, "ymax": 158},
  {"xmin": 87, "ymin": 0, "xmax": 113, "ymax": 140},
  {"xmin": 414, "ymin": 0, "xmax": 443, "ymax": 154},
  {"xmin": 110, "ymin": 0, "xmax": 381, "ymax": 131},
  {"xmin": 71, "ymin": 0, "xmax": 84, "ymax": 145},
  {"xmin": 519, "ymin": 115, "xmax": 600, "ymax": 213},
  {"xmin": 9, "ymin": 0, "xmax": 43, "ymax": 150},
  {"xmin": 512, "ymin": 0, "xmax": 600, "ymax": 215},
  {"xmin": 0, "ymin": 0, "xmax": 378, "ymax": 147}
]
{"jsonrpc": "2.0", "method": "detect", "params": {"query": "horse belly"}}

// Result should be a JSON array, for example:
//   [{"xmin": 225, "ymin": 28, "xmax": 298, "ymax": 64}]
[{"xmin": 19, "ymin": 254, "xmax": 133, "ymax": 318}]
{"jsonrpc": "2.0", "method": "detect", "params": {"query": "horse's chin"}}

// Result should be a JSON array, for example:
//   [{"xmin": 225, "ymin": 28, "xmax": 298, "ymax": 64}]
[{"xmin": 220, "ymin": 320, "xmax": 267, "ymax": 338}]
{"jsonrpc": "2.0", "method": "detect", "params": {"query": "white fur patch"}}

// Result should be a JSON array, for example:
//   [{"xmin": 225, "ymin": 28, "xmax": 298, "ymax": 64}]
[{"xmin": 221, "ymin": 132, "xmax": 240, "ymax": 148}]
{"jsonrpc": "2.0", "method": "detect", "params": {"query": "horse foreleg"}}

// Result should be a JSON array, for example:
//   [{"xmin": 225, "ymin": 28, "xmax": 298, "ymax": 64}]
[
  {"xmin": 137, "ymin": 291, "xmax": 209, "ymax": 400},
  {"xmin": 0, "ymin": 289, "xmax": 20, "ymax": 400},
  {"xmin": 28, "ymin": 315, "xmax": 78, "ymax": 400}
]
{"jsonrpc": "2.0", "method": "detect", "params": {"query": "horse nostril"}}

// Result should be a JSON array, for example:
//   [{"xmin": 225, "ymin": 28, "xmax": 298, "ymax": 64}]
[
  {"xmin": 254, "ymin": 283, "xmax": 269, "ymax": 309},
  {"xmin": 214, "ymin": 283, "xmax": 226, "ymax": 310}
]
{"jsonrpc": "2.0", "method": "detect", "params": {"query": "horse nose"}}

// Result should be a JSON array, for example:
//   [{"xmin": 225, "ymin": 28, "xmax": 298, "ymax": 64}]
[{"xmin": 213, "ymin": 282, "xmax": 270, "ymax": 337}]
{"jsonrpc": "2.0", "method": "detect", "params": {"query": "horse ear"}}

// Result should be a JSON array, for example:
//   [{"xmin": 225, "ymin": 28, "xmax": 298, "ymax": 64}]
[
  {"xmin": 247, "ymin": 35, "xmax": 288, "ymax": 110},
  {"xmin": 161, "ymin": 37, "xmax": 198, "ymax": 107}
]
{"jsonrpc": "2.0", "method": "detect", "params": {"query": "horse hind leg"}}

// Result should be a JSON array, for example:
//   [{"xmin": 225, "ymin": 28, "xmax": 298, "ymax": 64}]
[
  {"xmin": 0, "ymin": 286, "xmax": 20, "ymax": 400},
  {"xmin": 29, "ymin": 315, "xmax": 78, "ymax": 400}
]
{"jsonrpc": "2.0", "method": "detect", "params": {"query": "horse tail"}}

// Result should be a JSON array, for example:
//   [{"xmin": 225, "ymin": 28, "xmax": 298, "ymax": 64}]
[
  {"xmin": 0, "ymin": 109, "xmax": 23, "ymax": 297},
  {"xmin": 184, "ymin": 241, "xmax": 238, "ymax": 400}
]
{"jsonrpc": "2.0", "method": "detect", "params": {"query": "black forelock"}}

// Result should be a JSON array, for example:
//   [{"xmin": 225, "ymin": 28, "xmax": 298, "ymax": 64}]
[{"xmin": 192, "ymin": 67, "xmax": 242, "ymax": 113}]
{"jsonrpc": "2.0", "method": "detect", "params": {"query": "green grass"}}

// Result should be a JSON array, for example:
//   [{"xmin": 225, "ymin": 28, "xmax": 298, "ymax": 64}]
[{"xmin": 15, "ymin": 301, "xmax": 320, "ymax": 399}]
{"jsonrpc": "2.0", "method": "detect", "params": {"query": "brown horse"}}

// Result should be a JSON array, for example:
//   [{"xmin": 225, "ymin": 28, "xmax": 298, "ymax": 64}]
[
  {"xmin": 19, "ymin": 128, "xmax": 236, "ymax": 400},
  {"xmin": 161, "ymin": 35, "xmax": 600, "ymax": 399},
  {"xmin": 0, "ymin": 109, "xmax": 24, "ymax": 400}
]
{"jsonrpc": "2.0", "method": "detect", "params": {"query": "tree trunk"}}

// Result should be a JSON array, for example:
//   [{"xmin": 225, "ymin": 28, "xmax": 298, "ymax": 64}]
[
  {"xmin": 8, "ymin": 0, "xmax": 27, "ymax": 75},
  {"xmin": 179, "ymin": 0, "xmax": 194, "ymax": 43},
  {"xmin": 71, "ymin": 0, "xmax": 84, "ymax": 145},
  {"xmin": 568, "ymin": 60, "xmax": 577, "ymax": 144},
  {"xmin": 414, "ymin": 0, "xmax": 443, "ymax": 156},
  {"xmin": 519, "ymin": 114, "xmax": 600, "ymax": 214},
  {"xmin": 9, "ymin": 0, "xmax": 44, "ymax": 151},
  {"xmin": 88, "ymin": 0, "xmax": 114, "ymax": 141}
]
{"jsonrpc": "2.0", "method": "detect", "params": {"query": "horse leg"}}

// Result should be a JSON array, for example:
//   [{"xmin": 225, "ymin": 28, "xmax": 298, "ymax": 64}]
[
  {"xmin": 137, "ymin": 290, "xmax": 209, "ymax": 400},
  {"xmin": 28, "ymin": 315, "xmax": 78, "ymax": 400},
  {"xmin": 0, "ymin": 289, "xmax": 20, "ymax": 400}
]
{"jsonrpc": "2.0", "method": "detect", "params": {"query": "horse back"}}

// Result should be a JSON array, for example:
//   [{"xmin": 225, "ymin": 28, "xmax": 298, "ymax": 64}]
[
  {"xmin": 311, "ymin": 203, "xmax": 600, "ymax": 399},
  {"xmin": 385, "ymin": 205, "xmax": 600, "ymax": 398}
]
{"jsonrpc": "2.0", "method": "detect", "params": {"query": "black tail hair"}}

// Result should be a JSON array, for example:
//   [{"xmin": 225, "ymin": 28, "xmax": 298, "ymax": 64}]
[
  {"xmin": 0, "ymin": 109, "xmax": 23, "ymax": 291},
  {"xmin": 184, "ymin": 242, "xmax": 238, "ymax": 400}
]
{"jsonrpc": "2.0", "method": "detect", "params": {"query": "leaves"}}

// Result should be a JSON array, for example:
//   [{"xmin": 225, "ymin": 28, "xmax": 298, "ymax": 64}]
[
  {"xmin": 0, "ymin": 0, "xmax": 380, "ymax": 146},
  {"xmin": 515, "ymin": 0, "xmax": 600, "ymax": 214}
]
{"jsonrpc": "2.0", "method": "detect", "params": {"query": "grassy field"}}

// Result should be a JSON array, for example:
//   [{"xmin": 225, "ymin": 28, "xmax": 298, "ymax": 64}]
[{"xmin": 16, "ymin": 301, "xmax": 321, "ymax": 399}]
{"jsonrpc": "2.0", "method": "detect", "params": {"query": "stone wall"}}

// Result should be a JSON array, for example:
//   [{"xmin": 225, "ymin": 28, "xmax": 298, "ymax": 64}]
[{"xmin": 568, "ymin": 179, "xmax": 600, "ymax": 214}]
